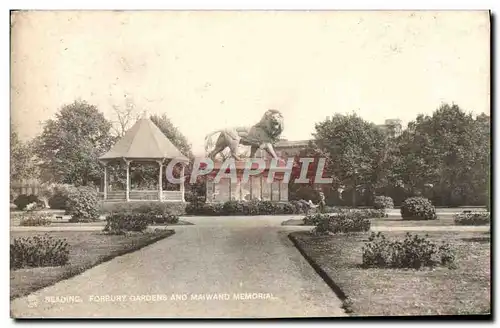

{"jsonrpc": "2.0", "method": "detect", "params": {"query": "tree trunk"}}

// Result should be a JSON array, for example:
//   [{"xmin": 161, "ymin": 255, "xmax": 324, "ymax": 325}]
[{"xmin": 352, "ymin": 180, "xmax": 356, "ymax": 208}]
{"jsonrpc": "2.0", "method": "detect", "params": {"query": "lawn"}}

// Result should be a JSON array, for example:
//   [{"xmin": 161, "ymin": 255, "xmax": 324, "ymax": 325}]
[
  {"xmin": 11, "ymin": 213, "xmax": 194, "ymax": 227},
  {"xmin": 290, "ymin": 230, "xmax": 491, "ymax": 316},
  {"xmin": 47, "ymin": 220, "xmax": 194, "ymax": 227},
  {"xmin": 10, "ymin": 229, "xmax": 175, "ymax": 300}
]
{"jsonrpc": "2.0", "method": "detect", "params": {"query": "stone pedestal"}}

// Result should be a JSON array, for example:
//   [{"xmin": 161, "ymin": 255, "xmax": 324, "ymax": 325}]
[{"xmin": 205, "ymin": 160, "xmax": 289, "ymax": 203}]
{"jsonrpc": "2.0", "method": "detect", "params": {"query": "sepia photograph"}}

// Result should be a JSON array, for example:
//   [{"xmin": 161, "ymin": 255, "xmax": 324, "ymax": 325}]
[{"xmin": 9, "ymin": 10, "xmax": 491, "ymax": 318}]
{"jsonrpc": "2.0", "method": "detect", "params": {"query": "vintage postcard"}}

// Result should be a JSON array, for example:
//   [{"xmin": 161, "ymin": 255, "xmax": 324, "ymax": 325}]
[{"xmin": 9, "ymin": 10, "xmax": 491, "ymax": 318}]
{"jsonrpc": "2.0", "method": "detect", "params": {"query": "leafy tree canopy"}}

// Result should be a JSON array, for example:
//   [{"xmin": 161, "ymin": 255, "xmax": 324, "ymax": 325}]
[
  {"xmin": 150, "ymin": 113, "xmax": 194, "ymax": 159},
  {"xmin": 35, "ymin": 100, "xmax": 115, "ymax": 186},
  {"xmin": 10, "ymin": 128, "xmax": 39, "ymax": 181}
]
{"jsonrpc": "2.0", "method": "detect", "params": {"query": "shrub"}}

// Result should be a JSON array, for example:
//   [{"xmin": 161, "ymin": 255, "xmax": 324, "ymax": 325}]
[
  {"xmin": 307, "ymin": 212, "xmax": 371, "ymax": 234},
  {"xmin": 242, "ymin": 200, "xmax": 261, "ymax": 215},
  {"xmin": 362, "ymin": 232, "xmax": 456, "ymax": 269},
  {"xmin": 373, "ymin": 196, "xmax": 394, "ymax": 210},
  {"xmin": 66, "ymin": 187, "xmax": 100, "ymax": 222},
  {"xmin": 329, "ymin": 212, "xmax": 371, "ymax": 234},
  {"xmin": 103, "ymin": 213, "xmax": 149, "ymax": 234},
  {"xmin": 223, "ymin": 200, "xmax": 245, "ymax": 215},
  {"xmin": 19, "ymin": 213, "xmax": 52, "ymax": 226},
  {"xmin": 185, "ymin": 200, "xmax": 310, "ymax": 216},
  {"xmin": 132, "ymin": 202, "xmax": 171, "ymax": 216},
  {"xmin": 322, "ymin": 207, "xmax": 387, "ymax": 218},
  {"xmin": 289, "ymin": 200, "xmax": 309, "ymax": 214},
  {"xmin": 341, "ymin": 208, "xmax": 387, "ymax": 218},
  {"xmin": 323, "ymin": 205, "xmax": 338, "ymax": 213},
  {"xmin": 303, "ymin": 213, "xmax": 325, "ymax": 226},
  {"xmin": 10, "ymin": 234, "xmax": 70, "ymax": 270},
  {"xmin": 400, "ymin": 197, "xmax": 437, "ymax": 220},
  {"xmin": 14, "ymin": 194, "xmax": 41, "ymax": 210},
  {"xmin": 205, "ymin": 203, "xmax": 225, "ymax": 215},
  {"xmin": 14, "ymin": 194, "xmax": 31, "ymax": 210},
  {"xmin": 454, "ymin": 212, "xmax": 490, "ymax": 226},
  {"xmin": 103, "ymin": 201, "xmax": 180, "ymax": 227},
  {"xmin": 311, "ymin": 215, "xmax": 331, "ymax": 235},
  {"xmin": 48, "ymin": 185, "xmax": 75, "ymax": 210},
  {"xmin": 279, "ymin": 202, "xmax": 296, "ymax": 214},
  {"xmin": 101, "ymin": 201, "xmax": 186, "ymax": 216},
  {"xmin": 118, "ymin": 202, "xmax": 181, "ymax": 224},
  {"xmin": 186, "ymin": 202, "xmax": 224, "ymax": 216},
  {"xmin": 185, "ymin": 201, "xmax": 205, "ymax": 215},
  {"xmin": 255, "ymin": 201, "xmax": 272, "ymax": 215},
  {"xmin": 151, "ymin": 214, "xmax": 179, "ymax": 224},
  {"xmin": 68, "ymin": 216, "xmax": 96, "ymax": 223}
]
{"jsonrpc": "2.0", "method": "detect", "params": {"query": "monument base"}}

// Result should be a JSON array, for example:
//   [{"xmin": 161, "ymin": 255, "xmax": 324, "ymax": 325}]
[{"xmin": 205, "ymin": 160, "xmax": 289, "ymax": 203}]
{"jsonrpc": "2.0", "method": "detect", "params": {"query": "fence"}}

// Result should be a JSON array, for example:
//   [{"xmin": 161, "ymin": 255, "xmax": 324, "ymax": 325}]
[
  {"xmin": 10, "ymin": 180, "xmax": 102, "ymax": 198},
  {"xmin": 98, "ymin": 190, "xmax": 184, "ymax": 202},
  {"xmin": 10, "ymin": 179, "xmax": 42, "ymax": 196}
]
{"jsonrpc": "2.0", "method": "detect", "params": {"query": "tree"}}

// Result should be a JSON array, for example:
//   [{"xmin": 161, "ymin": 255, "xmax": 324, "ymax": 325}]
[
  {"xmin": 470, "ymin": 113, "xmax": 491, "ymax": 206},
  {"xmin": 10, "ymin": 128, "xmax": 39, "ymax": 181},
  {"xmin": 395, "ymin": 103, "xmax": 490, "ymax": 206},
  {"xmin": 35, "ymin": 100, "xmax": 115, "ymax": 186},
  {"xmin": 313, "ymin": 113, "xmax": 388, "ymax": 207},
  {"xmin": 150, "ymin": 113, "xmax": 194, "ymax": 159},
  {"xmin": 288, "ymin": 141, "xmax": 322, "ymax": 203},
  {"xmin": 110, "ymin": 97, "xmax": 142, "ymax": 137}
]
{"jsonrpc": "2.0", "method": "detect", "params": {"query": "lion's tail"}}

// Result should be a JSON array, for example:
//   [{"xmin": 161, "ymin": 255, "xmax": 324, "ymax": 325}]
[{"xmin": 204, "ymin": 130, "xmax": 223, "ymax": 154}]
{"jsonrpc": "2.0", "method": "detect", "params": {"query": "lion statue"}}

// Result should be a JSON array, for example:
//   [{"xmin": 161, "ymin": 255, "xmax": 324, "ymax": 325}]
[{"xmin": 205, "ymin": 109, "xmax": 284, "ymax": 161}]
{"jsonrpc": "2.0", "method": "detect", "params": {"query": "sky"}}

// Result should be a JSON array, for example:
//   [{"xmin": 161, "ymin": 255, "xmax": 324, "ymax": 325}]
[{"xmin": 11, "ymin": 11, "xmax": 490, "ymax": 156}]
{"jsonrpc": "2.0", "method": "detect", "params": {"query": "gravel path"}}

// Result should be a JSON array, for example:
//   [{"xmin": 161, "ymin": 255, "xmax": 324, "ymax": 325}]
[{"xmin": 11, "ymin": 218, "xmax": 344, "ymax": 318}]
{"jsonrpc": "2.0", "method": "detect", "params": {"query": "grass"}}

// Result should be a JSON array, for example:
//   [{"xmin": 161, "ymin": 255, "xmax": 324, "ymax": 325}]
[
  {"xmin": 48, "ymin": 220, "xmax": 194, "ymax": 226},
  {"xmin": 10, "ymin": 229, "xmax": 175, "ymax": 300},
  {"xmin": 11, "ymin": 214, "xmax": 194, "ymax": 227},
  {"xmin": 10, "ymin": 208, "xmax": 65, "ymax": 216},
  {"xmin": 290, "ymin": 230, "xmax": 491, "ymax": 316}
]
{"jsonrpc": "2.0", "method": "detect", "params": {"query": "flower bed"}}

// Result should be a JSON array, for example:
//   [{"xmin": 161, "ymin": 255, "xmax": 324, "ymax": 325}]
[
  {"xmin": 185, "ymin": 200, "xmax": 310, "ymax": 216},
  {"xmin": 454, "ymin": 212, "xmax": 490, "ymax": 226}
]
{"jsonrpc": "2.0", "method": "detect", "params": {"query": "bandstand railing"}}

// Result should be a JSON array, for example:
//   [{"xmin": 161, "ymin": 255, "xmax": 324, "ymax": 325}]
[{"xmin": 99, "ymin": 190, "xmax": 184, "ymax": 202}]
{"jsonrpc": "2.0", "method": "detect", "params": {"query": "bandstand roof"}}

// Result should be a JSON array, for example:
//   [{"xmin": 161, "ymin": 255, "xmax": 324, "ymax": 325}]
[{"xmin": 99, "ymin": 117, "xmax": 189, "ymax": 162}]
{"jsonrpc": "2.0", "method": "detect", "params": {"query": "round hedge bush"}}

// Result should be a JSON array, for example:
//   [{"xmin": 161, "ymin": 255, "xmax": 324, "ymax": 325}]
[
  {"xmin": 48, "ymin": 184, "xmax": 77, "ymax": 210},
  {"xmin": 66, "ymin": 186, "xmax": 100, "ymax": 222},
  {"xmin": 49, "ymin": 193, "xmax": 69, "ymax": 210},
  {"xmin": 400, "ymin": 197, "xmax": 437, "ymax": 220},
  {"xmin": 373, "ymin": 195, "xmax": 394, "ymax": 209},
  {"xmin": 14, "ymin": 194, "xmax": 31, "ymax": 210},
  {"xmin": 14, "ymin": 194, "xmax": 41, "ymax": 210}
]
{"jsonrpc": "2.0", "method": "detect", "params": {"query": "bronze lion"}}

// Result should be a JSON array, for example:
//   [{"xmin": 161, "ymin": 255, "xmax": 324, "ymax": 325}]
[{"xmin": 204, "ymin": 109, "xmax": 284, "ymax": 161}]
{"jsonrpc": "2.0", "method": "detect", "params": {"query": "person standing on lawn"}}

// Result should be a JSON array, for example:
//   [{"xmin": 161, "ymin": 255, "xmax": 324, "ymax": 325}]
[{"xmin": 318, "ymin": 192, "xmax": 326, "ymax": 214}]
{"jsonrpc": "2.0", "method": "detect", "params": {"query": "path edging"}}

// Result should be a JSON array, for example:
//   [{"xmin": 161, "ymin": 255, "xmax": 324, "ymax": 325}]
[{"xmin": 288, "ymin": 233, "xmax": 351, "ymax": 314}]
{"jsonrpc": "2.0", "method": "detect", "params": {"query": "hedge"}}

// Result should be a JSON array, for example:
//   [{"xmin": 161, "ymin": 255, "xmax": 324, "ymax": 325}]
[
  {"xmin": 454, "ymin": 212, "xmax": 490, "ymax": 226},
  {"xmin": 100, "ymin": 201, "xmax": 186, "ymax": 216},
  {"xmin": 185, "ymin": 200, "xmax": 310, "ymax": 216}
]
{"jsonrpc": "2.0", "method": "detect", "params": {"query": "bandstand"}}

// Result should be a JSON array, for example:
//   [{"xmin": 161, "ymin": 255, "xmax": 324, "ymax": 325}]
[{"xmin": 99, "ymin": 117, "xmax": 189, "ymax": 202}]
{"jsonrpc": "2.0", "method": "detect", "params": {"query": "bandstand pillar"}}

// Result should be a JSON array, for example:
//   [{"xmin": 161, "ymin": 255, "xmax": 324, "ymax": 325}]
[{"xmin": 125, "ymin": 159, "xmax": 131, "ymax": 202}]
